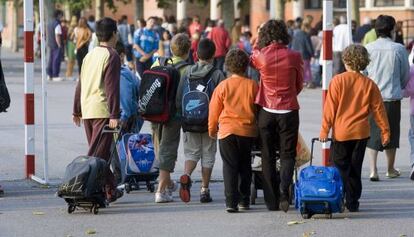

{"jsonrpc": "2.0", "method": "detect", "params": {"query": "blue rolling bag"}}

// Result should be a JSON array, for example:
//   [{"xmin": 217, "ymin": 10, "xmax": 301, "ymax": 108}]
[
  {"xmin": 295, "ymin": 138, "xmax": 344, "ymax": 219},
  {"xmin": 116, "ymin": 133, "xmax": 159, "ymax": 193}
]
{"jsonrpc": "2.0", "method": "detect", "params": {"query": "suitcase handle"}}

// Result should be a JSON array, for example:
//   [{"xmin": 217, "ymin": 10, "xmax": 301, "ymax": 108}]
[{"xmin": 310, "ymin": 138, "xmax": 333, "ymax": 166}]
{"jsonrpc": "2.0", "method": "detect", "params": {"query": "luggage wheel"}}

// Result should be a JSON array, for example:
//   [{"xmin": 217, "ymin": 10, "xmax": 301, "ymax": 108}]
[
  {"xmin": 125, "ymin": 183, "xmax": 131, "ymax": 194},
  {"xmin": 67, "ymin": 204, "xmax": 76, "ymax": 214},
  {"xmin": 91, "ymin": 204, "xmax": 99, "ymax": 215},
  {"xmin": 301, "ymin": 212, "xmax": 312, "ymax": 219},
  {"xmin": 147, "ymin": 183, "xmax": 155, "ymax": 193}
]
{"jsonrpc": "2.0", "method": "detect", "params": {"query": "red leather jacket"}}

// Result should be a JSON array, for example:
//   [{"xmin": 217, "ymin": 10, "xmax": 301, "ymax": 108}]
[{"xmin": 251, "ymin": 43, "xmax": 303, "ymax": 110}]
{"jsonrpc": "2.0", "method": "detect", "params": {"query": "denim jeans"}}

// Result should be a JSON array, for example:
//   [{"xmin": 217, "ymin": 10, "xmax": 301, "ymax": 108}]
[{"xmin": 47, "ymin": 47, "xmax": 63, "ymax": 78}]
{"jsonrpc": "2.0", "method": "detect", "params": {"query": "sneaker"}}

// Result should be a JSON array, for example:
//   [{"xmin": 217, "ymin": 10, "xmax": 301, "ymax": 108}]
[
  {"xmin": 346, "ymin": 202, "xmax": 360, "ymax": 212},
  {"xmin": 410, "ymin": 166, "xmax": 414, "ymax": 181},
  {"xmin": 226, "ymin": 207, "xmax": 239, "ymax": 213},
  {"xmin": 200, "ymin": 187, "xmax": 212, "ymax": 203},
  {"xmin": 155, "ymin": 191, "xmax": 173, "ymax": 203},
  {"xmin": 179, "ymin": 174, "xmax": 192, "ymax": 203},
  {"xmin": 369, "ymin": 172, "xmax": 380, "ymax": 182},
  {"xmin": 52, "ymin": 77, "xmax": 64, "ymax": 82},
  {"xmin": 238, "ymin": 203, "xmax": 250, "ymax": 211},
  {"xmin": 166, "ymin": 180, "xmax": 178, "ymax": 196},
  {"xmin": 386, "ymin": 169, "xmax": 401, "ymax": 178}
]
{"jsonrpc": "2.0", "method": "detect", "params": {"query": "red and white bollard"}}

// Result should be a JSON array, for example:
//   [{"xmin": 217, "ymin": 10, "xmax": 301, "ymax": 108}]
[{"xmin": 322, "ymin": 0, "xmax": 333, "ymax": 166}]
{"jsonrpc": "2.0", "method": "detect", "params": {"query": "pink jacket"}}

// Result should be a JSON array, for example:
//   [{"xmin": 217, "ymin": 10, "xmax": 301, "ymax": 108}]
[{"xmin": 403, "ymin": 66, "xmax": 414, "ymax": 115}]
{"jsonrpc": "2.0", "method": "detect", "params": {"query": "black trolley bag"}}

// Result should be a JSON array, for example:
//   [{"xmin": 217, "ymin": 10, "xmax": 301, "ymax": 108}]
[{"xmin": 58, "ymin": 126, "xmax": 120, "ymax": 215}]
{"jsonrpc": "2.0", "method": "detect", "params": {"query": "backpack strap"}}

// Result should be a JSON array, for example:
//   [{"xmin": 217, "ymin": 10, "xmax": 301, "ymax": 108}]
[
  {"xmin": 173, "ymin": 60, "xmax": 190, "ymax": 71},
  {"xmin": 158, "ymin": 57, "xmax": 173, "ymax": 67}
]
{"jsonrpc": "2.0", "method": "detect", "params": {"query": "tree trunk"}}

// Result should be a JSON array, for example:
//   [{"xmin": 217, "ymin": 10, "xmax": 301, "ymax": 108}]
[
  {"xmin": 95, "ymin": 0, "xmax": 104, "ymax": 20},
  {"xmin": 135, "ymin": 0, "xmax": 144, "ymax": 21},
  {"xmin": 222, "ymin": 0, "xmax": 234, "ymax": 33},
  {"xmin": 275, "ymin": 0, "xmax": 285, "ymax": 20},
  {"xmin": 12, "ymin": 0, "xmax": 19, "ymax": 52},
  {"xmin": 351, "ymin": 0, "xmax": 360, "ymax": 26}
]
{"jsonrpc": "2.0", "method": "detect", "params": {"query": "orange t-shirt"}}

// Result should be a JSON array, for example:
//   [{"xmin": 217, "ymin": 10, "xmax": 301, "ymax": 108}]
[
  {"xmin": 208, "ymin": 75, "xmax": 258, "ymax": 139},
  {"xmin": 320, "ymin": 71, "xmax": 390, "ymax": 143}
]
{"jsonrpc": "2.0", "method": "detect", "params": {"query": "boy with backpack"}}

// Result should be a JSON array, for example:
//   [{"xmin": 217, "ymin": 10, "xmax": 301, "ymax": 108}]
[
  {"xmin": 141, "ymin": 33, "xmax": 191, "ymax": 203},
  {"xmin": 176, "ymin": 38, "xmax": 225, "ymax": 203},
  {"xmin": 72, "ymin": 17, "xmax": 123, "ymax": 203},
  {"xmin": 209, "ymin": 49, "xmax": 258, "ymax": 212},
  {"xmin": 319, "ymin": 44, "xmax": 390, "ymax": 212}
]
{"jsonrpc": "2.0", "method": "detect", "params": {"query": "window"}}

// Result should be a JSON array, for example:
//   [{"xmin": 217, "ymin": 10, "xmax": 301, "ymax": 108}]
[
  {"xmin": 333, "ymin": 0, "xmax": 346, "ymax": 8},
  {"xmin": 305, "ymin": 0, "xmax": 322, "ymax": 9},
  {"xmin": 374, "ymin": 0, "xmax": 404, "ymax": 6}
]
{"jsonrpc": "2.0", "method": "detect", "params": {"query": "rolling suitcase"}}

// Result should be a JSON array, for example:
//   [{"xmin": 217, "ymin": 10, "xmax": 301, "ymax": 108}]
[
  {"xmin": 295, "ymin": 138, "xmax": 345, "ymax": 219},
  {"xmin": 58, "ymin": 126, "xmax": 120, "ymax": 214},
  {"xmin": 116, "ymin": 133, "xmax": 158, "ymax": 193}
]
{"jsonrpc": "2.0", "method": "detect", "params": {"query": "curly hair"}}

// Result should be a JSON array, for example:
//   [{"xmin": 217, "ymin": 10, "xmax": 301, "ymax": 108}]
[
  {"xmin": 257, "ymin": 19, "xmax": 290, "ymax": 49},
  {"xmin": 342, "ymin": 44, "xmax": 370, "ymax": 72},
  {"xmin": 225, "ymin": 48, "xmax": 249, "ymax": 75}
]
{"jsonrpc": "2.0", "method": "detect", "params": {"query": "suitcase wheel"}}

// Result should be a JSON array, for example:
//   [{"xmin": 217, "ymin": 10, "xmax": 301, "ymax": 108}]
[
  {"xmin": 67, "ymin": 204, "xmax": 76, "ymax": 214},
  {"xmin": 301, "ymin": 212, "xmax": 312, "ymax": 219},
  {"xmin": 91, "ymin": 204, "xmax": 99, "ymax": 215},
  {"xmin": 125, "ymin": 183, "xmax": 131, "ymax": 194}
]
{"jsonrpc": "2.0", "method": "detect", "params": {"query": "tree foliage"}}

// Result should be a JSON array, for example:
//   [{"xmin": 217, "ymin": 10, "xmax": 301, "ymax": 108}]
[{"xmin": 53, "ymin": 0, "xmax": 131, "ymax": 14}]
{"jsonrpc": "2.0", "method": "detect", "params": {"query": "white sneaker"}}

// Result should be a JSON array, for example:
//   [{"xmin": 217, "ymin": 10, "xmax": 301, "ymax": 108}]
[
  {"xmin": 166, "ymin": 180, "xmax": 177, "ymax": 196},
  {"xmin": 251, "ymin": 156, "xmax": 262, "ymax": 169},
  {"xmin": 155, "ymin": 191, "xmax": 173, "ymax": 203},
  {"xmin": 52, "ymin": 77, "xmax": 64, "ymax": 82}
]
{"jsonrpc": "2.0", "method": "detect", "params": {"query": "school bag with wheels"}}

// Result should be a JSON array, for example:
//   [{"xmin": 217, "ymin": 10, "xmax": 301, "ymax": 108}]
[
  {"xmin": 116, "ymin": 133, "xmax": 158, "ymax": 193},
  {"xmin": 57, "ymin": 126, "xmax": 120, "ymax": 215},
  {"xmin": 181, "ymin": 68, "xmax": 216, "ymax": 133},
  {"xmin": 138, "ymin": 57, "xmax": 189, "ymax": 123},
  {"xmin": 295, "ymin": 138, "xmax": 345, "ymax": 219}
]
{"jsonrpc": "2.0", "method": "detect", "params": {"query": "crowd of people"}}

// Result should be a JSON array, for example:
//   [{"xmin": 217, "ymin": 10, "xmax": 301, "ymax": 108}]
[{"xmin": 0, "ymin": 9, "xmax": 410, "ymax": 213}]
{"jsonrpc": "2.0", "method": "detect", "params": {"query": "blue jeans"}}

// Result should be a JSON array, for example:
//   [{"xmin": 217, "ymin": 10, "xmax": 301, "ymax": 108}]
[
  {"xmin": 409, "ymin": 115, "xmax": 414, "ymax": 167},
  {"xmin": 47, "ymin": 47, "xmax": 63, "ymax": 78}
]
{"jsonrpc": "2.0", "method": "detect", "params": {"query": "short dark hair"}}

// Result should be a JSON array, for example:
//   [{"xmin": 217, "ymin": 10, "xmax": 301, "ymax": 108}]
[
  {"xmin": 225, "ymin": 49, "xmax": 249, "ymax": 75},
  {"xmin": 88, "ymin": 15, "xmax": 95, "ymax": 22},
  {"xmin": 54, "ymin": 10, "xmax": 64, "ymax": 19},
  {"xmin": 171, "ymin": 33, "xmax": 191, "ymax": 57},
  {"xmin": 257, "ymin": 19, "xmax": 290, "ymax": 49},
  {"xmin": 197, "ymin": 38, "xmax": 216, "ymax": 60},
  {"xmin": 137, "ymin": 18, "xmax": 146, "ymax": 27},
  {"xmin": 96, "ymin": 17, "xmax": 117, "ymax": 42},
  {"xmin": 375, "ymin": 15, "xmax": 396, "ymax": 38},
  {"xmin": 115, "ymin": 41, "xmax": 125, "ymax": 56}
]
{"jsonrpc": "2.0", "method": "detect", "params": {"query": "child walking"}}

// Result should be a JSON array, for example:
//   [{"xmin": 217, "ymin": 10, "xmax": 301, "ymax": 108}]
[
  {"xmin": 209, "ymin": 49, "xmax": 258, "ymax": 213},
  {"xmin": 177, "ymin": 38, "xmax": 225, "ymax": 203},
  {"xmin": 319, "ymin": 44, "xmax": 390, "ymax": 212}
]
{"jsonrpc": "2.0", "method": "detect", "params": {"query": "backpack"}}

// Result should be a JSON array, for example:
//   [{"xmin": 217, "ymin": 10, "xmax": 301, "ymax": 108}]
[
  {"xmin": 181, "ymin": 68, "xmax": 216, "ymax": 133},
  {"xmin": 138, "ymin": 58, "xmax": 189, "ymax": 123},
  {"xmin": 0, "ymin": 60, "xmax": 10, "ymax": 113}
]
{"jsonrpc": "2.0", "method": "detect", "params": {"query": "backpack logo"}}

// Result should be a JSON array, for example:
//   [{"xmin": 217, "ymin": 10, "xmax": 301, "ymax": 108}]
[
  {"xmin": 139, "ymin": 78, "xmax": 162, "ymax": 112},
  {"xmin": 185, "ymin": 99, "xmax": 205, "ymax": 111}
]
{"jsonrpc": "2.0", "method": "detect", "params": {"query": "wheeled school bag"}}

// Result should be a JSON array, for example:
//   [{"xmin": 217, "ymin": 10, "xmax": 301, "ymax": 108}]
[
  {"xmin": 58, "ymin": 126, "xmax": 120, "ymax": 215},
  {"xmin": 295, "ymin": 138, "xmax": 344, "ymax": 219},
  {"xmin": 181, "ymin": 68, "xmax": 216, "ymax": 133},
  {"xmin": 116, "ymin": 133, "xmax": 158, "ymax": 193},
  {"xmin": 138, "ymin": 57, "xmax": 189, "ymax": 123}
]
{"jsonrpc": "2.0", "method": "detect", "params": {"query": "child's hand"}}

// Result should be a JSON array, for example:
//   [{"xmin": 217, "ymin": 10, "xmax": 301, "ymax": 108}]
[
  {"xmin": 72, "ymin": 116, "xmax": 82, "ymax": 127},
  {"xmin": 209, "ymin": 132, "xmax": 217, "ymax": 140},
  {"xmin": 382, "ymin": 137, "xmax": 390, "ymax": 147},
  {"xmin": 109, "ymin": 119, "xmax": 119, "ymax": 129},
  {"xmin": 319, "ymin": 137, "xmax": 328, "ymax": 142}
]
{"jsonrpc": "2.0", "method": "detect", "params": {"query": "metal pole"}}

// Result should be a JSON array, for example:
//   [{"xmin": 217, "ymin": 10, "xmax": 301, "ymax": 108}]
[
  {"xmin": 346, "ymin": 0, "xmax": 353, "ymax": 45},
  {"xmin": 322, "ymin": 0, "xmax": 333, "ymax": 166},
  {"xmin": 24, "ymin": 0, "xmax": 35, "ymax": 178},
  {"xmin": 39, "ymin": 0, "xmax": 49, "ymax": 184}
]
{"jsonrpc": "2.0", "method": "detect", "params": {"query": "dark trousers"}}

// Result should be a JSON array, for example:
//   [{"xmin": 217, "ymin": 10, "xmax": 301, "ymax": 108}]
[
  {"xmin": 76, "ymin": 44, "xmax": 89, "ymax": 75},
  {"xmin": 83, "ymin": 118, "xmax": 116, "ymax": 190},
  {"xmin": 331, "ymin": 139, "xmax": 368, "ymax": 208},
  {"xmin": 213, "ymin": 56, "xmax": 225, "ymax": 72},
  {"xmin": 47, "ymin": 47, "xmax": 63, "ymax": 78},
  {"xmin": 219, "ymin": 135, "xmax": 253, "ymax": 208},
  {"xmin": 258, "ymin": 109, "xmax": 299, "ymax": 210},
  {"xmin": 136, "ymin": 58, "xmax": 153, "ymax": 79}
]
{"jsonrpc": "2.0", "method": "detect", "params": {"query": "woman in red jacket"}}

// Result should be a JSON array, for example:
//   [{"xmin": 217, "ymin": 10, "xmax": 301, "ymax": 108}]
[{"xmin": 251, "ymin": 19, "xmax": 303, "ymax": 212}]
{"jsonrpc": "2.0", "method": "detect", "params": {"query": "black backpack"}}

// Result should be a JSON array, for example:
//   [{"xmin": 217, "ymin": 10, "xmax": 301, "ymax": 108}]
[
  {"xmin": 138, "ymin": 58, "xmax": 189, "ymax": 123},
  {"xmin": 181, "ymin": 68, "xmax": 216, "ymax": 133},
  {"xmin": 0, "ymin": 60, "xmax": 10, "ymax": 113}
]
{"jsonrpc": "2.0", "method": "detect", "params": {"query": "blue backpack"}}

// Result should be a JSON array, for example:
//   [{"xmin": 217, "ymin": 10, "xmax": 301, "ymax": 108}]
[
  {"xmin": 181, "ymin": 69, "xmax": 216, "ymax": 133},
  {"xmin": 295, "ymin": 138, "xmax": 344, "ymax": 219}
]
